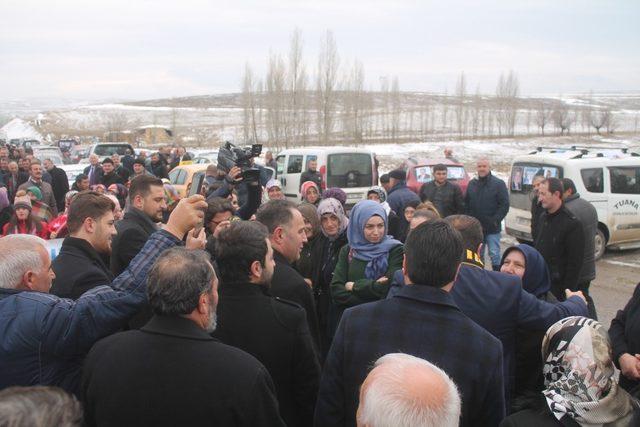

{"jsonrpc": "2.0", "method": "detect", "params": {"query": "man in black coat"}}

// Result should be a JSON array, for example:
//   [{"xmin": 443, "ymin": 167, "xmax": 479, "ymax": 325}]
[
  {"xmin": 111, "ymin": 154, "xmax": 130, "ymax": 183},
  {"xmin": 534, "ymin": 178, "xmax": 585, "ymax": 301},
  {"xmin": 213, "ymin": 221, "xmax": 320, "ymax": 427},
  {"xmin": 315, "ymin": 221, "xmax": 506, "ymax": 427},
  {"xmin": 256, "ymin": 200, "xmax": 321, "ymax": 351},
  {"xmin": 5, "ymin": 161, "xmax": 29, "ymax": 202},
  {"xmin": 43, "ymin": 158, "xmax": 70, "ymax": 212},
  {"xmin": 299, "ymin": 159, "xmax": 322, "ymax": 191},
  {"xmin": 418, "ymin": 163, "xmax": 464, "ymax": 218},
  {"xmin": 110, "ymin": 175, "xmax": 165, "ymax": 277},
  {"xmin": 562, "ymin": 178, "xmax": 598, "ymax": 318},
  {"xmin": 111, "ymin": 175, "xmax": 166, "ymax": 328},
  {"xmin": 82, "ymin": 248, "xmax": 285, "ymax": 427},
  {"xmin": 51, "ymin": 192, "xmax": 116, "ymax": 300},
  {"xmin": 99, "ymin": 158, "xmax": 124, "ymax": 188},
  {"xmin": 464, "ymin": 157, "xmax": 509, "ymax": 271}
]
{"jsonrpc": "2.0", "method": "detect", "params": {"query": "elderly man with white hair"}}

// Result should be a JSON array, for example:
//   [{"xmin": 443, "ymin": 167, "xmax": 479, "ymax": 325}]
[
  {"xmin": 0, "ymin": 195, "xmax": 207, "ymax": 396},
  {"xmin": 357, "ymin": 353, "xmax": 461, "ymax": 427}
]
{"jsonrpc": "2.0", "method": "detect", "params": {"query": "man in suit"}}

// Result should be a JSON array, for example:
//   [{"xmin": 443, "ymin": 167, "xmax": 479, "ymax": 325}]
[
  {"xmin": 213, "ymin": 221, "xmax": 320, "ymax": 427},
  {"xmin": 51, "ymin": 192, "xmax": 116, "ymax": 300},
  {"xmin": 18, "ymin": 160, "xmax": 58, "ymax": 216},
  {"xmin": 83, "ymin": 155, "xmax": 103, "ymax": 187},
  {"xmin": 82, "ymin": 247, "xmax": 284, "ymax": 427},
  {"xmin": 444, "ymin": 215, "xmax": 588, "ymax": 400},
  {"xmin": 315, "ymin": 220, "xmax": 506, "ymax": 427},
  {"xmin": 256, "ymin": 200, "xmax": 321, "ymax": 350},
  {"xmin": 5, "ymin": 161, "xmax": 29, "ymax": 202},
  {"xmin": 43, "ymin": 158, "xmax": 70, "ymax": 211},
  {"xmin": 169, "ymin": 146, "xmax": 192, "ymax": 170}
]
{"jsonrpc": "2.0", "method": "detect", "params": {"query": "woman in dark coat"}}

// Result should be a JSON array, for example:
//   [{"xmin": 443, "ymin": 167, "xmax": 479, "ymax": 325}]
[
  {"xmin": 501, "ymin": 244, "xmax": 557, "ymax": 404},
  {"xmin": 501, "ymin": 316, "xmax": 640, "ymax": 427},
  {"xmin": 395, "ymin": 199, "xmax": 420, "ymax": 243},
  {"xmin": 329, "ymin": 200, "xmax": 403, "ymax": 337},
  {"xmin": 311, "ymin": 197, "xmax": 349, "ymax": 357},
  {"xmin": 610, "ymin": 283, "xmax": 640, "ymax": 394}
]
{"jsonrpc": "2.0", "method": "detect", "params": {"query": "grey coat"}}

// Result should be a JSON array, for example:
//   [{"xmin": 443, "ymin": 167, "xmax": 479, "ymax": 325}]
[{"xmin": 564, "ymin": 193, "xmax": 598, "ymax": 282}]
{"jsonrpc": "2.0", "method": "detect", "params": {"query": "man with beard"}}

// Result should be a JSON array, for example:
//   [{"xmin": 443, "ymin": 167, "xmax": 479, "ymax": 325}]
[
  {"xmin": 50, "ymin": 192, "xmax": 117, "ymax": 299},
  {"xmin": 18, "ymin": 161, "xmax": 58, "ymax": 216},
  {"xmin": 81, "ymin": 247, "xmax": 285, "ymax": 427},
  {"xmin": 110, "ymin": 175, "xmax": 166, "ymax": 275},
  {"xmin": 213, "ymin": 221, "xmax": 320, "ymax": 427}
]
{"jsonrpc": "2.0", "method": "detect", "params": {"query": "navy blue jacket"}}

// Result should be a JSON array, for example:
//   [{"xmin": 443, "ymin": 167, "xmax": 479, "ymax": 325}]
[
  {"xmin": 0, "ymin": 230, "xmax": 180, "ymax": 395},
  {"xmin": 388, "ymin": 253, "xmax": 588, "ymax": 397},
  {"xmin": 386, "ymin": 182, "xmax": 420, "ymax": 216},
  {"xmin": 465, "ymin": 172, "xmax": 509, "ymax": 234},
  {"xmin": 315, "ymin": 284, "xmax": 505, "ymax": 427}
]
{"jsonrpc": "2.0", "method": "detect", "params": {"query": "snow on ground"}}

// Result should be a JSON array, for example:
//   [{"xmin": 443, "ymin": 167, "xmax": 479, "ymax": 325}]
[{"xmin": 0, "ymin": 118, "xmax": 43, "ymax": 140}]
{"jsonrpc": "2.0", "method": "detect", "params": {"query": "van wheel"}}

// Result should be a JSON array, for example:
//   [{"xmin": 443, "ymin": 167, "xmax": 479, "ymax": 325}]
[{"xmin": 594, "ymin": 228, "xmax": 606, "ymax": 261}]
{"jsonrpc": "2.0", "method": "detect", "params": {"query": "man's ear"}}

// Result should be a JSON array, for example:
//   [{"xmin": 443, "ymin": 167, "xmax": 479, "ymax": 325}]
[
  {"xmin": 197, "ymin": 293, "xmax": 209, "ymax": 315},
  {"xmin": 250, "ymin": 260, "xmax": 263, "ymax": 280},
  {"xmin": 22, "ymin": 270, "xmax": 36, "ymax": 291},
  {"xmin": 272, "ymin": 226, "xmax": 284, "ymax": 245},
  {"xmin": 83, "ymin": 217, "xmax": 96, "ymax": 234}
]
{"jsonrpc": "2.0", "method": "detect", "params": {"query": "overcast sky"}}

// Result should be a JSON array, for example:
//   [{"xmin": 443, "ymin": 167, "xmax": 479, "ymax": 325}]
[{"xmin": 1, "ymin": 0, "xmax": 638, "ymax": 102}]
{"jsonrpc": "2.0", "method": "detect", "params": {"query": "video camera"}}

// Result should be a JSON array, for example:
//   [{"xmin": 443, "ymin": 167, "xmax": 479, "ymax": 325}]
[{"xmin": 217, "ymin": 141, "xmax": 263, "ymax": 183}]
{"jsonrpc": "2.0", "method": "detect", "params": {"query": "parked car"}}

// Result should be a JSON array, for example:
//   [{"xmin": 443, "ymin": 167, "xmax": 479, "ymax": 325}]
[
  {"xmin": 33, "ymin": 146, "xmax": 65, "ymax": 165},
  {"xmin": 403, "ymin": 158, "xmax": 471, "ymax": 195},
  {"xmin": 168, "ymin": 164, "xmax": 209, "ymax": 197},
  {"xmin": 59, "ymin": 163, "xmax": 87, "ymax": 186},
  {"xmin": 275, "ymin": 147, "xmax": 377, "ymax": 207},
  {"xmin": 505, "ymin": 146, "xmax": 640, "ymax": 259},
  {"xmin": 88, "ymin": 143, "xmax": 135, "ymax": 160}
]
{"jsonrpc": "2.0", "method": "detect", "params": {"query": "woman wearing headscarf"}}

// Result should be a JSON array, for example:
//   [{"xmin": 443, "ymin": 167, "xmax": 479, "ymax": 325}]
[
  {"xmin": 310, "ymin": 198, "xmax": 349, "ymax": 356},
  {"xmin": 0, "ymin": 187, "xmax": 13, "ymax": 231},
  {"xmin": 501, "ymin": 316, "xmax": 640, "ymax": 426},
  {"xmin": 26, "ymin": 186, "xmax": 53, "ymax": 223},
  {"xmin": 501, "ymin": 244, "xmax": 558, "ymax": 404},
  {"xmin": 2, "ymin": 194, "xmax": 49, "ymax": 239},
  {"xmin": 321, "ymin": 187, "xmax": 347, "ymax": 208},
  {"xmin": 300, "ymin": 181, "xmax": 320, "ymax": 206},
  {"xmin": 366, "ymin": 186, "xmax": 400, "ymax": 239},
  {"xmin": 295, "ymin": 203, "xmax": 322, "ymax": 287},
  {"xmin": 107, "ymin": 183, "xmax": 128, "ymax": 209},
  {"xmin": 610, "ymin": 283, "xmax": 640, "ymax": 394},
  {"xmin": 329, "ymin": 200, "xmax": 403, "ymax": 337},
  {"xmin": 395, "ymin": 199, "xmax": 421, "ymax": 243}
]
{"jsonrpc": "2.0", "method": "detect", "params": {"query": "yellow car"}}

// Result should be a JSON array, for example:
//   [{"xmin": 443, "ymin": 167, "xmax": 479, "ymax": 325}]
[{"xmin": 168, "ymin": 164, "xmax": 210, "ymax": 198}]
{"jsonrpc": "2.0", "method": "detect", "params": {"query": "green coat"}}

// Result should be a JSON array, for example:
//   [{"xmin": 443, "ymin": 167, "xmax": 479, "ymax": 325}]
[{"xmin": 330, "ymin": 244, "xmax": 404, "ymax": 308}]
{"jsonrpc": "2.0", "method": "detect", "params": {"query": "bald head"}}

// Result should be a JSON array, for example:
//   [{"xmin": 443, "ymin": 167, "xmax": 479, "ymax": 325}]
[{"xmin": 357, "ymin": 353, "xmax": 461, "ymax": 427}]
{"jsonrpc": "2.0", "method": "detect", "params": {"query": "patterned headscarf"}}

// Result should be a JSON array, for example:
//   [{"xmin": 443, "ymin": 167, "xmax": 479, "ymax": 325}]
[
  {"xmin": 300, "ymin": 181, "xmax": 320, "ymax": 204},
  {"xmin": 297, "ymin": 203, "xmax": 321, "ymax": 239},
  {"xmin": 322, "ymin": 187, "xmax": 347, "ymax": 207},
  {"xmin": 163, "ymin": 183, "xmax": 180, "ymax": 209},
  {"xmin": 317, "ymin": 197, "xmax": 349, "ymax": 241},
  {"xmin": 542, "ymin": 316, "xmax": 638, "ymax": 425},
  {"xmin": 367, "ymin": 186, "xmax": 391, "ymax": 216}
]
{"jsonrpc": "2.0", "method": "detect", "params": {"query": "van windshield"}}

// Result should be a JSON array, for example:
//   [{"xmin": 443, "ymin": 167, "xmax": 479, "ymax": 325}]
[
  {"xmin": 94, "ymin": 145, "xmax": 131, "ymax": 156},
  {"xmin": 327, "ymin": 153, "xmax": 372, "ymax": 188},
  {"xmin": 510, "ymin": 162, "xmax": 562, "ymax": 210},
  {"xmin": 415, "ymin": 165, "xmax": 465, "ymax": 183}
]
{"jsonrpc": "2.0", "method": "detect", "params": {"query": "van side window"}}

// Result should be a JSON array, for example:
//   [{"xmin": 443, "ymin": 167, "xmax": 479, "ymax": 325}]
[
  {"xmin": 610, "ymin": 167, "xmax": 640, "ymax": 195},
  {"xmin": 169, "ymin": 169, "xmax": 187, "ymax": 186},
  {"xmin": 287, "ymin": 155, "xmax": 303, "ymax": 174},
  {"xmin": 276, "ymin": 156, "xmax": 285, "ymax": 177},
  {"xmin": 580, "ymin": 168, "xmax": 604, "ymax": 193}
]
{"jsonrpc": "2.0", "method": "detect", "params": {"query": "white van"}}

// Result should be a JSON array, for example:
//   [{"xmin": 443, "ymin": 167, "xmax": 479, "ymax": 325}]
[
  {"xmin": 275, "ymin": 147, "xmax": 377, "ymax": 207},
  {"xmin": 505, "ymin": 146, "xmax": 640, "ymax": 259}
]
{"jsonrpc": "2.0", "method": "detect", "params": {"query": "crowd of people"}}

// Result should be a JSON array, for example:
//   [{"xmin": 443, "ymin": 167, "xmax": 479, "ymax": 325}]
[{"xmin": 1, "ymin": 143, "xmax": 639, "ymax": 427}]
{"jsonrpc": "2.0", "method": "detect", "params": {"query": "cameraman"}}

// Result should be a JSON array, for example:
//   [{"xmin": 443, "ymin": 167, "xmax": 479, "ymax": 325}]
[{"xmin": 206, "ymin": 166, "xmax": 262, "ymax": 221}]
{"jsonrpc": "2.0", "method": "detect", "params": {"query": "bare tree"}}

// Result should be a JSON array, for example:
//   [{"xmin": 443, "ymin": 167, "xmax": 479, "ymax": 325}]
[
  {"xmin": 286, "ymin": 28, "xmax": 306, "ymax": 146},
  {"xmin": 343, "ymin": 60, "xmax": 366, "ymax": 144},
  {"xmin": 535, "ymin": 101, "xmax": 551, "ymax": 136},
  {"xmin": 604, "ymin": 108, "xmax": 616, "ymax": 133},
  {"xmin": 590, "ymin": 108, "xmax": 610, "ymax": 135},
  {"xmin": 265, "ymin": 52, "xmax": 287, "ymax": 148},
  {"xmin": 495, "ymin": 71, "xmax": 519, "ymax": 136},
  {"xmin": 471, "ymin": 86, "xmax": 481, "ymax": 137},
  {"xmin": 390, "ymin": 76, "xmax": 401, "ymax": 141},
  {"xmin": 241, "ymin": 63, "xmax": 260, "ymax": 143},
  {"xmin": 552, "ymin": 101, "xmax": 572, "ymax": 135},
  {"xmin": 317, "ymin": 30, "xmax": 340, "ymax": 145},
  {"xmin": 454, "ymin": 72, "xmax": 467, "ymax": 137}
]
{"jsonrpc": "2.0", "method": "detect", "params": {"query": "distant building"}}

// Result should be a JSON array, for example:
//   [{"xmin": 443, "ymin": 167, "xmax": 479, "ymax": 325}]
[{"xmin": 136, "ymin": 125, "xmax": 173, "ymax": 145}]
